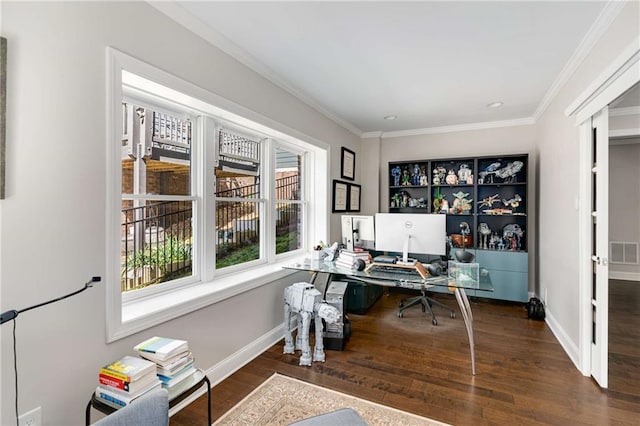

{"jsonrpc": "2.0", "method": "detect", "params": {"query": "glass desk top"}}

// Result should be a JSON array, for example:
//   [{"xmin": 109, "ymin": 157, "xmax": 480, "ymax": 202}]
[{"xmin": 284, "ymin": 259, "xmax": 493, "ymax": 292}]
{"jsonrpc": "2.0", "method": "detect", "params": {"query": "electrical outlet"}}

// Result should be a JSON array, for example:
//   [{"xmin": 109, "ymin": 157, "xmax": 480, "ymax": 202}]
[{"xmin": 18, "ymin": 406, "xmax": 41, "ymax": 426}]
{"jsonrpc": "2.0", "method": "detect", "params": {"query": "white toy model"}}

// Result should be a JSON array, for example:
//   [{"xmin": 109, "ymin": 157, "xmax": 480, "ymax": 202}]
[{"xmin": 283, "ymin": 282, "xmax": 341, "ymax": 366}]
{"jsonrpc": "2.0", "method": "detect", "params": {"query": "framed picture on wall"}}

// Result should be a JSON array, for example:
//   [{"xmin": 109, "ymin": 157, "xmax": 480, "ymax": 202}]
[
  {"xmin": 348, "ymin": 183, "xmax": 361, "ymax": 212},
  {"xmin": 332, "ymin": 180, "xmax": 348, "ymax": 212},
  {"xmin": 340, "ymin": 147, "xmax": 355, "ymax": 181}
]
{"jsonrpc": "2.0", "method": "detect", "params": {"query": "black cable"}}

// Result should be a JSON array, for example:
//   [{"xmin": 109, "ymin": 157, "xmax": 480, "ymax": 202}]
[{"xmin": 13, "ymin": 319, "xmax": 18, "ymax": 426}]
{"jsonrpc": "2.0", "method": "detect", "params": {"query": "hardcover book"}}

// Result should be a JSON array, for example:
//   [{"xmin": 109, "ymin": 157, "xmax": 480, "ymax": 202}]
[
  {"xmin": 134, "ymin": 336, "xmax": 188, "ymax": 362},
  {"xmin": 100, "ymin": 355, "xmax": 156, "ymax": 382}
]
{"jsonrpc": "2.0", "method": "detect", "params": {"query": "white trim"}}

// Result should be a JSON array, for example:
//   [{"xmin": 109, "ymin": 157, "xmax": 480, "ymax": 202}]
[
  {"xmin": 609, "ymin": 271, "xmax": 640, "ymax": 281},
  {"xmin": 148, "ymin": 1, "xmax": 363, "ymax": 137},
  {"xmin": 534, "ymin": 1, "xmax": 626, "ymax": 121},
  {"xmin": 609, "ymin": 106, "xmax": 640, "ymax": 117},
  {"xmin": 362, "ymin": 117, "xmax": 534, "ymax": 139},
  {"xmin": 610, "ymin": 128, "xmax": 640, "ymax": 139},
  {"xmin": 545, "ymin": 309, "xmax": 583, "ymax": 375},
  {"xmin": 578, "ymin": 119, "xmax": 593, "ymax": 376},
  {"xmin": 566, "ymin": 36, "xmax": 640, "ymax": 119}
]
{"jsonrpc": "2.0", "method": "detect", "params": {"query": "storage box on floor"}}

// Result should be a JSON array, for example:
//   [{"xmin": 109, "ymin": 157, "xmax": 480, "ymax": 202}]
[{"xmin": 345, "ymin": 281, "xmax": 384, "ymax": 314}]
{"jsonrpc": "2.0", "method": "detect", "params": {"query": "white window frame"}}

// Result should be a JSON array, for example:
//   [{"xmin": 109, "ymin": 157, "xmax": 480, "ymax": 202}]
[{"xmin": 106, "ymin": 48, "xmax": 329, "ymax": 342}]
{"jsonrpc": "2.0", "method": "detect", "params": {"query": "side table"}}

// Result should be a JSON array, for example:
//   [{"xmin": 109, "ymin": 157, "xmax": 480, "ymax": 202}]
[{"xmin": 86, "ymin": 368, "xmax": 211, "ymax": 425}]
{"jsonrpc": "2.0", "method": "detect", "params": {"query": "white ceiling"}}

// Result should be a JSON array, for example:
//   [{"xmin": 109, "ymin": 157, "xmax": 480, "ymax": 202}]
[{"xmin": 162, "ymin": 1, "xmax": 612, "ymax": 136}]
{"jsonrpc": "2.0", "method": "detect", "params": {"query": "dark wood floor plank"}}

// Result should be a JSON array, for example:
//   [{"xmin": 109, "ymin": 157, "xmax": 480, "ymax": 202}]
[{"xmin": 170, "ymin": 282, "xmax": 640, "ymax": 425}]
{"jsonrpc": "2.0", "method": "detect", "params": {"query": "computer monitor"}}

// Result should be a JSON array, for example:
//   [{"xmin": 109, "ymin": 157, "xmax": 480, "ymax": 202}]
[
  {"xmin": 374, "ymin": 213, "xmax": 446, "ymax": 264},
  {"xmin": 341, "ymin": 215, "xmax": 375, "ymax": 251}
]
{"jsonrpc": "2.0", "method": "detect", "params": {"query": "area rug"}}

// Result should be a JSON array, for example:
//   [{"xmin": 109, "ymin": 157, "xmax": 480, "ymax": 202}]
[{"xmin": 213, "ymin": 373, "xmax": 449, "ymax": 425}]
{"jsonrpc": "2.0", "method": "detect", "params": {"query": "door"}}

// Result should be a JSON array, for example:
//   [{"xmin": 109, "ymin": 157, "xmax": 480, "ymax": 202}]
[{"xmin": 590, "ymin": 107, "xmax": 609, "ymax": 388}]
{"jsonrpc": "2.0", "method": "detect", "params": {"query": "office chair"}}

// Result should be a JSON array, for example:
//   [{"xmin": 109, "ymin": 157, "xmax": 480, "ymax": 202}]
[{"xmin": 397, "ymin": 243, "xmax": 455, "ymax": 326}]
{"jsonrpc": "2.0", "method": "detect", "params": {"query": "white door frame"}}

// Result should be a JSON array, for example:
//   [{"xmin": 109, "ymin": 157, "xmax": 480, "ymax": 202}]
[{"xmin": 568, "ymin": 36, "xmax": 639, "ymax": 379}]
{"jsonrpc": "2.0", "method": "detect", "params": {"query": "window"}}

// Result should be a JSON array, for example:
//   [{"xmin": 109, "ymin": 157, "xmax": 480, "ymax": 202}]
[{"xmin": 107, "ymin": 49, "xmax": 328, "ymax": 341}]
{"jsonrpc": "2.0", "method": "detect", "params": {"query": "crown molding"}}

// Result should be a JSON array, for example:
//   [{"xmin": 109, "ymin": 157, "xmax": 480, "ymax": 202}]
[
  {"xmin": 610, "ymin": 106, "xmax": 640, "ymax": 117},
  {"xmin": 366, "ymin": 117, "xmax": 535, "ymax": 139},
  {"xmin": 148, "ymin": 1, "xmax": 363, "ymax": 137},
  {"xmin": 534, "ymin": 1, "xmax": 626, "ymax": 121},
  {"xmin": 361, "ymin": 131, "xmax": 383, "ymax": 139}
]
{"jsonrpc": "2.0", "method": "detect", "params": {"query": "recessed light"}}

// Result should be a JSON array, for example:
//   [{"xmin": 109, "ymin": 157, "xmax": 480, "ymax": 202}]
[
  {"xmin": 487, "ymin": 101, "xmax": 504, "ymax": 108},
  {"xmin": 384, "ymin": 115, "xmax": 397, "ymax": 120}
]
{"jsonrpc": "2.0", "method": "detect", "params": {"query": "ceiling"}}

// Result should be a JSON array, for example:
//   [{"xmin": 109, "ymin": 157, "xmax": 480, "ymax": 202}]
[{"xmin": 162, "ymin": 1, "xmax": 612, "ymax": 136}]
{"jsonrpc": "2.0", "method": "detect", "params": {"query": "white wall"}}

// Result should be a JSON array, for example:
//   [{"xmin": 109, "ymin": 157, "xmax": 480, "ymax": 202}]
[
  {"xmin": 0, "ymin": 2, "xmax": 359, "ymax": 425},
  {"xmin": 535, "ymin": 1, "xmax": 639, "ymax": 362},
  {"xmin": 609, "ymin": 141, "xmax": 640, "ymax": 280}
]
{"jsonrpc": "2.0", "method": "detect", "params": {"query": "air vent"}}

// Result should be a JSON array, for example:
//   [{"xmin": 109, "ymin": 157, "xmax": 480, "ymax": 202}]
[{"xmin": 610, "ymin": 242, "xmax": 639, "ymax": 264}]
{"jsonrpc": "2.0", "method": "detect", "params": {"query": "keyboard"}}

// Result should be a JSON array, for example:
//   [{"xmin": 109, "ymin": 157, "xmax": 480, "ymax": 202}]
[{"xmin": 367, "ymin": 264, "xmax": 422, "ymax": 277}]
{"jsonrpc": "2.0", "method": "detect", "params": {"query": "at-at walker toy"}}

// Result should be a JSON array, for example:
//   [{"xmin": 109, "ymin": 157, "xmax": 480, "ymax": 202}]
[{"xmin": 283, "ymin": 282, "xmax": 341, "ymax": 366}]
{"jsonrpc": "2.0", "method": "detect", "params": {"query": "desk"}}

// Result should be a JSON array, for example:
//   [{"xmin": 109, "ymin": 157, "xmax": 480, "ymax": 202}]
[
  {"xmin": 86, "ymin": 369, "xmax": 211, "ymax": 425},
  {"xmin": 284, "ymin": 261, "xmax": 493, "ymax": 375}
]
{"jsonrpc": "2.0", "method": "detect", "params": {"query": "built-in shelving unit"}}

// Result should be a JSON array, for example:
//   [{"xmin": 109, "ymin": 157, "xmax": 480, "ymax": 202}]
[{"xmin": 387, "ymin": 154, "xmax": 529, "ymax": 302}]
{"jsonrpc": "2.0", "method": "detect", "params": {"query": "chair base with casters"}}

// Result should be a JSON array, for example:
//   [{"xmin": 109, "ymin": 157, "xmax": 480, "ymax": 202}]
[{"xmin": 397, "ymin": 289, "xmax": 455, "ymax": 326}]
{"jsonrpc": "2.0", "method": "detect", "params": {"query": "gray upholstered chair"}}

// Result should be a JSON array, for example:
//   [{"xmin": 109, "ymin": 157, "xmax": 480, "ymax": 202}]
[
  {"xmin": 93, "ymin": 388, "xmax": 169, "ymax": 426},
  {"xmin": 289, "ymin": 408, "xmax": 368, "ymax": 425}
]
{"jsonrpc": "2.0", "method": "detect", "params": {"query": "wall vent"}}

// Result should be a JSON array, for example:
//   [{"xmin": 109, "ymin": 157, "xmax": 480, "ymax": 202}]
[{"xmin": 610, "ymin": 242, "xmax": 639, "ymax": 264}]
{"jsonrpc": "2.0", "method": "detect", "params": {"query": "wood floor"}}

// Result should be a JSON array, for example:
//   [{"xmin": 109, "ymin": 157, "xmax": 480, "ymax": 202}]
[{"xmin": 172, "ymin": 285, "xmax": 640, "ymax": 425}]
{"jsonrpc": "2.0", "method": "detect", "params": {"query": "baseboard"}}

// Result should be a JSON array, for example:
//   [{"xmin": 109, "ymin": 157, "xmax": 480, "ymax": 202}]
[
  {"xmin": 544, "ymin": 308, "xmax": 583, "ymax": 374},
  {"xmin": 168, "ymin": 322, "xmax": 287, "ymax": 416},
  {"xmin": 609, "ymin": 271, "xmax": 640, "ymax": 281}
]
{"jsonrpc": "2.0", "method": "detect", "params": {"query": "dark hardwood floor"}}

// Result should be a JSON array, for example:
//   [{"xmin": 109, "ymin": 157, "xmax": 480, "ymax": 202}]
[
  {"xmin": 609, "ymin": 279, "xmax": 640, "ymax": 399},
  {"xmin": 172, "ymin": 287, "xmax": 640, "ymax": 425}
]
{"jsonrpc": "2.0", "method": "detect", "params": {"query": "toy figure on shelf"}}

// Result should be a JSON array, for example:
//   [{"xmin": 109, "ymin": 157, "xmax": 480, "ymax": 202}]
[
  {"xmin": 432, "ymin": 166, "xmax": 446, "ymax": 185},
  {"xmin": 445, "ymin": 169, "xmax": 458, "ymax": 185},
  {"xmin": 433, "ymin": 187, "xmax": 445, "ymax": 211},
  {"xmin": 440, "ymin": 199, "xmax": 449, "ymax": 214},
  {"xmin": 401, "ymin": 167, "xmax": 411, "ymax": 186},
  {"xmin": 458, "ymin": 164, "xmax": 472, "ymax": 184},
  {"xmin": 391, "ymin": 165, "xmax": 402, "ymax": 186},
  {"xmin": 412, "ymin": 164, "xmax": 421, "ymax": 185},
  {"xmin": 390, "ymin": 192, "xmax": 401, "ymax": 208},
  {"xmin": 502, "ymin": 194, "xmax": 522, "ymax": 212},
  {"xmin": 478, "ymin": 162, "xmax": 501, "ymax": 184},
  {"xmin": 478, "ymin": 223, "xmax": 491, "ymax": 249},
  {"xmin": 283, "ymin": 282, "xmax": 341, "ymax": 366},
  {"xmin": 451, "ymin": 191, "xmax": 473, "ymax": 214},
  {"xmin": 488, "ymin": 233, "xmax": 501, "ymax": 250},
  {"xmin": 503, "ymin": 224, "xmax": 524, "ymax": 250},
  {"xmin": 419, "ymin": 166, "xmax": 429, "ymax": 186},
  {"xmin": 495, "ymin": 161, "xmax": 524, "ymax": 183},
  {"xmin": 479, "ymin": 193, "xmax": 500, "ymax": 208}
]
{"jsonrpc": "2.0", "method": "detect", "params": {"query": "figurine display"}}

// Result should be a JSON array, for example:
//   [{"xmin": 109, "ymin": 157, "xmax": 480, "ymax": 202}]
[
  {"xmin": 457, "ymin": 164, "xmax": 472, "ymax": 184},
  {"xmin": 401, "ymin": 167, "xmax": 411, "ymax": 186},
  {"xmin": 419, "ymin": 166, "xmax": 429, "ymax": 186},
  {"xmin": 478, "ymin": 223, "xmax": 491, "ymax": 249},
  {"xmin": 495, "ymin": 161, "xmax": 524, "ymax": 183},
  {"xmin": 502, "ymin": 194, "xmax": 522, "ymax": 212},
  {"xmin": 283, "ymin": 282, "xmax": 341, "ymax": 366},
  {"xmin": 451, "ymin": 191, "xmax": 473, "ymax": 214},
  {"xmin": 479, "ymin": 193, "xmax": 500, "ymax": 208},
  {"xmin": 445, "ymin": 169, "xmax": 458, "ymax": 185},
  {"xmin": 503, "ymin": 223, "xmax": 524, "ymax": 250},
  {"xmin": 478, "ymin": 162, "xmax": 501, "ymax": 184},
  {"xmin": 391, "ymin": 165, "xmax": 402, "ymax": 186},
  {"xmin": 440, "ymin": 199, "xmax": 450, "ymax": 214},
  {"xmin": 432, "ymin": 166, "xmax": 446, "ymax": 185},
  {"xmin": 412, "ymin": 164, "xmax": 421, "ymax": 185},
  {"xmin": 433, "ymin": 188, "xmax": 445, "ymax": 211}
]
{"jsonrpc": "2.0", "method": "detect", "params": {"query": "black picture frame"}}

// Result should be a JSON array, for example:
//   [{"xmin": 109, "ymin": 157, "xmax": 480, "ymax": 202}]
[
  {"xmin": 348, "ymin": 183, "xmax": 361, "ymax": 212},
  {"xmin": 332, "ymin": 180, "xmax": 348, "ymax": 212},
  {"xmin": 340, "ymin": 147, "xmax": 355, "ymax": 181}
]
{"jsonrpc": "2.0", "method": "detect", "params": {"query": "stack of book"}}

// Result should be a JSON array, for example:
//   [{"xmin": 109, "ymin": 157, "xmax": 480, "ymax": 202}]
[
  {"xmin": 96, "ymin": 355, "xmax": 161, "ymax": 409},
  {"xmin": 335, "ymin": 250, "xmax": 371, "ymax": 269},
  {"xmin": 134, "ymin": 336, "xmax": 196, "ymax": 389}
]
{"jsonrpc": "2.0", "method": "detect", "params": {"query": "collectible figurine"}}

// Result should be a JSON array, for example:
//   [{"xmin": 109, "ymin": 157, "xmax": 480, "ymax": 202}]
[
  {"xmin": 445, "ymin": 169, "xmax": 458, "ymax": 185},
  {"xmin": 503, "ymin": 224, "xmax": 524, "ymax": 250},
  {"xmin": 495, "ymin": 161, "xmax": 524, "ymax": 183},
  {"xmin": 478, "ymin": 193, "xmax": 500, "ymax": 208},
  {"xmin": 283, "ymin": 282, "xmax": 341, "ymax": 366},
  {"xmin": 502, "ymin": 194, "xmax": 522, "ymax": 212},
  {"xmin": 391, "ymin": 165, "xmax": 402, "ymax": 186},
  {"xmin": 412, "ymin": 164, "xmax": 421, "ymax": 185},
  {"xmin": 432, "ymin": 166, "xmax": 446, "ymax": 185},
  {"xmin": 419, "ymin": 166, "xmax": 429, "ymax": 186},
  {"xmin": 457, "ymin": 164, "xmax": 472, "ymax": 183},
  {"xmin": 451, "ymin": 191, "xmax": 473, "ymax": 214},
  {"xmin": 401, "ymin": 167, "xmax": 411, "ymax": 186},
  {"xmin": 478, "ymin": 223, "xmax": 491, "ymax": 249},
  {"xmin": 478, "ymin": 162, "xmax": 501, "ymax": 184}
]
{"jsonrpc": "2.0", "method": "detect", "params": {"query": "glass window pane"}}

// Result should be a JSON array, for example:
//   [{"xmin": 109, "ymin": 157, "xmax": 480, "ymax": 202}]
[
  {"xmin": 276, "ymin": 202, "xmax": 301, "ymax": 254},
  {"xmin": 121, "ymin": 200, "xmax": 193, "ymax": 292},
  {"xmin": 276, "ymin": 147, "xmax": 301, "ymax": 200},
  {"xmin": 215, "ymin": 200, "xmax": 261, "ymax": 269}
]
